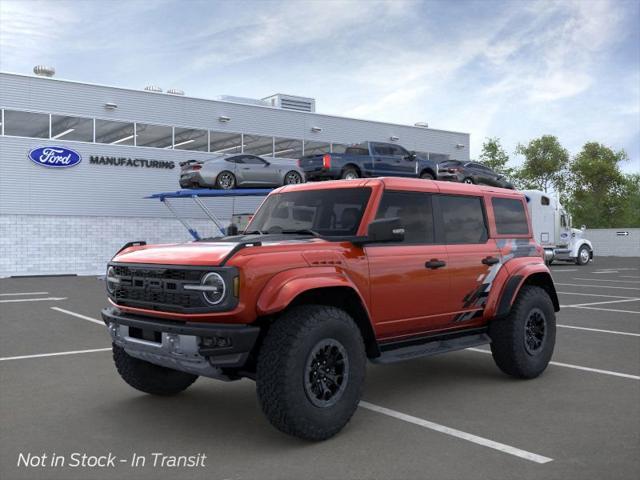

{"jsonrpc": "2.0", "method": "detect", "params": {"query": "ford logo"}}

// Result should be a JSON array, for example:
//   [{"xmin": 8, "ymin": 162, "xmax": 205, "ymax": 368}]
[{"xmin": 28, "ymin": 146, "xmax": 82, "ymax": 168}]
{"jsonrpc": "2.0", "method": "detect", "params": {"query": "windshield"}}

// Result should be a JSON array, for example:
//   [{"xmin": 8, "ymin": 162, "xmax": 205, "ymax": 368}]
[{"xmin": 246, "ymin": 188, "xmax": 372, "ymax": 236}]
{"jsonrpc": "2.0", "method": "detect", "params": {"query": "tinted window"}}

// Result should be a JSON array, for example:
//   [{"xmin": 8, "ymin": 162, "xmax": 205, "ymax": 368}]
[
  {"xmin": 375, "ymin": 191, "xmax": 435, "ymax": 244},
  {"xmin": 440, "ymin": 195, "xmax": 488, "ymax": 244},
  {"xmin": 541, "ymin": 196, "xmax": 550, "ymax": 206},
  {"xmin": 373, "ymin": 144, "xmax": 393, "ymax": 155},
  {"xmin": 225, "ymin": 156, "xmax": 244, "ymax": 164},
  {"xmin": 345, "ymin": 147, "xmax": 369, "ymax": 155},
  {"xmin": 247, "ymin": 188, "xmax": 371, "ymax": 236},
  {"xmin": 388, "ymin": 145, "xmax": 409, "ymax": 157},
  {"xmin": 492, "ymin": 198, "xmax": 529, "ymax": 235},
  {"xmin": 242, "ymin": 155, "xmax": 266, "ymax": 165}
]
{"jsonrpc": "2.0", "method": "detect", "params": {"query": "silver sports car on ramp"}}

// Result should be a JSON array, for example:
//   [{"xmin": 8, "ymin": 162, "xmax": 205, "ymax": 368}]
[{"xmin": 179, "ymin": 154, "xmax": 305, "ymax": 189}]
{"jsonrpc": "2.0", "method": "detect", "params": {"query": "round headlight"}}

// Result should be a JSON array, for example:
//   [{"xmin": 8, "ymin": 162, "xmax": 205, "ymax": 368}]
[
  {"xmin": 106, "ymin": 266, "xmax": 117, "ymax": 294},
  {"xmin": 201, "ymin": 272, "xmax": 226, "ymax": 305}
]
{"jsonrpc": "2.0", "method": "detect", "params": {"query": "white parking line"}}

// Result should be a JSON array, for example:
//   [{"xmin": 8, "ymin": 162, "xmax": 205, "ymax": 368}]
[
  {"xmin": 0, "ymin": 297, "xmax": 67, "ymax": 303},
  {"xmin": 573, "ymin": 278, "xmax": 640, "ymax": 284},
  {"xmin": 467, "ymin": 348, "xmax": 640, "ymax": 380},
  {"xmin": 557, "ymin": 324, "xmax": 640, "ymax": 337},
  {"xmin": 569, "ymin": 306, "xmax": 640, "ymax": 315},
  {"xmin": 0, "ymin": 348, "xmax": 111, "ymax": 362},
  {"xmin": 359, "ymin": 401, "xmax": 553, "ymax": 464},
  {"xmin": 555, "ymin": 283, "xmax": 640, "ymax": 291},
  {"xmin": 561, "ymin": 298, "xmax": 640, "ymax": 308},
  {"xmin": 593, "ymin": 271, "xmax": 619, "ymax": 274},
  {"xmin": 51, "ymin": 307, "xmax": 104, "ymax": 326},
  {"xmin": 557, "ymin": 291, "xmax": 637, "ymax": 299},
  {"xmin": 621, "ymin": 276, "xmax": 640, "ymax": 279},
  {"xmin": 0, "ymin": 291, "xmax": 49, "ymax": 296}
]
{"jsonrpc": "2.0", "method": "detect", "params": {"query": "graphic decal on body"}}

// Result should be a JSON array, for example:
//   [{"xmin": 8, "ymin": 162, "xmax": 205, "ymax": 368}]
[{"xmin": 453, "ymin": 239, "xmax": 539, "ymax": 322}]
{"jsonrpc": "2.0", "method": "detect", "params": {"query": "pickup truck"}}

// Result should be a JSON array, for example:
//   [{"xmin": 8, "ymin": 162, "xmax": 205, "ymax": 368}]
[{"xmin": 299, "ymin": 141, "xmax": 438, "ymax": 181}]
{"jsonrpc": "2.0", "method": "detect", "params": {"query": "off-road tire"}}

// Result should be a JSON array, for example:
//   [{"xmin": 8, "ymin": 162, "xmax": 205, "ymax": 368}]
[
  {"xmin": 256, "ymin": 305, "xmax": 366, "ymax": 441},
  {"xmin": 576, "ymin": 245, "xmax": 590, "ymax": 265},
  {"xmin": 341, "ymin": 167, "xmax": 360, "ymax": 180},
  {"xmin": 420, "ymin": 171, "xmax": 435, "ymax": 180},
  {"xmin": 216, "ymin": 171, "xmax": 236, "ymax": 190},
  {"xmin": 112, "ymin": 344, "xmax": 198, "ymax": 395},
  {"xmin": 489, "ymin": 286, "xmax": 556, "ymax": 379}
]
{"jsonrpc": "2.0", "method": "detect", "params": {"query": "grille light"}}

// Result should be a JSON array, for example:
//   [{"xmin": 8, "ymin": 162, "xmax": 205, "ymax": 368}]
[
  {"xmin": 106, "ymin": 266, "xmax": 119, "ymax": 294},
  {"xmin": 184, "ymin": 272, "xmax": 226, "ymax": 305}
]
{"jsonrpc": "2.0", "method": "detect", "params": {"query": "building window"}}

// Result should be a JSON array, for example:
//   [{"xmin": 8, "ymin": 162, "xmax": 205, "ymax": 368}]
[
  {"xmin": 244, "ymin": 134, "xmax": 274, "ymax": 156},
  {"xmin": 173, "ymin": 127, "xmax": 208, "ymax": 151},
  {"xmin": 95, "ymin": 119, "xmax": 135, "ymax": 145},
  {"xmin": 3, "ymin": 110, "xmax": 49, "ymax": 138},
  {"xmin": 273, "ymin": 137, "xmax": 303, "ymax": 159},
  {"xmin": 303, "ymin": 140, "xmax": 331, "ymax": 156},
  {"xmin": 135, "ymin": 123, "xmax": 173, "ymax": 148},
  {"xmin": 210, "ymin": 131, "xmax": 243, "ymax": 154},
  {"xmin": 51, "ymin": 114, "xmax": 94, "ymax": 142}
]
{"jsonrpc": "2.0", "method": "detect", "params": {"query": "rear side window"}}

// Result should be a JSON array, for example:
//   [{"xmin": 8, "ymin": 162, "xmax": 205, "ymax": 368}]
[
  {"xmin": 439, "ymin": 195, "xmax": 488, "ymax": 244},
  {"xmin": 492, "ymin": 197, "xmax": 529, "ymax": 235},
  {"xmin": 375, "ymin": 191, "xmax": 435, "ymax": 244}
]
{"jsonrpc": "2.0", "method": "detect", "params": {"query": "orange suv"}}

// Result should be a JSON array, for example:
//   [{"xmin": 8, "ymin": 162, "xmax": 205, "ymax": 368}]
[{"xmin": 102, "ymin": 178, "xmax": 559, "ymax": 440}]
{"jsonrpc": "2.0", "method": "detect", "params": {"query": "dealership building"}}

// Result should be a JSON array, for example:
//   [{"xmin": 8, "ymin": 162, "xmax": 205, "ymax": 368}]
[{"xmin": 0, "ymin": 69, "xmax": 470, "ymax": 277}]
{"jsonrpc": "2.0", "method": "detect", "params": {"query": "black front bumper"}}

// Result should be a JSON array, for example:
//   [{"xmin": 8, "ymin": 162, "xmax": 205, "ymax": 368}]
[{"xmin": 101, "ymin": 307, "xmax": 260, "ymax": 365}]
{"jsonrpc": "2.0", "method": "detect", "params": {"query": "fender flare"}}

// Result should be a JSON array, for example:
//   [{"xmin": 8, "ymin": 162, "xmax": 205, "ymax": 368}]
[
  {"xmin": 493, "ymin": 265, "xmax": 560, "ymax": 318},
  {"xmin": 256, "ymin": 267, "xmax": 369, "ymax": 316},
  {"xmin": 571, "ymin": 239, "xmax": 593, "ymax": 258}
]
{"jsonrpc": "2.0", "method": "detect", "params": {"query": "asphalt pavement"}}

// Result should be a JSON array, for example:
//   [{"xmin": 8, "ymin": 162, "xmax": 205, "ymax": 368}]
[{"xmin": 1, "ymin": 257, "xmax": 639, "ymax": 480}]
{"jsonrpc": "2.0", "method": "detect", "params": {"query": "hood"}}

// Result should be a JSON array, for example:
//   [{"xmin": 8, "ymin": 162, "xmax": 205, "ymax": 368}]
[{"xmin": 113, "ymin": 242, "xmax": 239, "ymax": 266}]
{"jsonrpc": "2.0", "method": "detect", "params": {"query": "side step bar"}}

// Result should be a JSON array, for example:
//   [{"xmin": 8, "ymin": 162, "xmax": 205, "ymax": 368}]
[{"xmin": 373, "ymin": 329, "xmax": 490, "ymax": 364}]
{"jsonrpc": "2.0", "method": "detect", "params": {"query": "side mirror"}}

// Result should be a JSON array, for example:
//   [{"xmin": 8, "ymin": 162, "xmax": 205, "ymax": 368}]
[
  {"xmin": 581, "ymin": 225, "xmax": 586, "ymax": 231},
  {"xmin": 365, "ymin": 217, "xmax": 405, "ymax": 243},
  {"xmin": 226, "ymin": 223, "xmax": 239, "ymax": 236},
  {"xmin": 406, "ymin": 151, "xmax": 416, "ymax": 160}
]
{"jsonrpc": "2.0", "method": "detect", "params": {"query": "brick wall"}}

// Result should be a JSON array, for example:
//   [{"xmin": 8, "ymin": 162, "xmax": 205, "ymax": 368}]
[{"xmin": 0, "ymin": 214, "xmax": 223, "ymax": 277}]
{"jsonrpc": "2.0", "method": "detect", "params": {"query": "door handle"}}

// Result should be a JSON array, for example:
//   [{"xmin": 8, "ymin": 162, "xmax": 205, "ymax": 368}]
[
  {"xmin": 425, "ymin": 259, "xmax": 446, "ymax": 269},
  {"xmin": 482, "ymin": 256, "xmax": 500, "ymax": 265}
]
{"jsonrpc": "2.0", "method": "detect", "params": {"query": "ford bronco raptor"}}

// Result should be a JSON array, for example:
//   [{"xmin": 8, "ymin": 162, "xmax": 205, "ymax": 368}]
[{"xmin": 102, "ymin": 178, "xmax": 559, "ymax": 440}]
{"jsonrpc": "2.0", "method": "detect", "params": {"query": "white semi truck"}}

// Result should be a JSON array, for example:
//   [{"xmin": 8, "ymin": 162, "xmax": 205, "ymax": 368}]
[{"xmin": 523, "ymin": 190, "xmax": 594, "ymax": 265}]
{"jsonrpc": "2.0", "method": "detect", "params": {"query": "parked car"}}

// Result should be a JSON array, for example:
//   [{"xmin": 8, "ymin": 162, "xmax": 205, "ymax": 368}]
[
  {"xmin": 103, "ymin": 177, "xmax": 558, "ymax": 441},
  {"xmin": 299, "ymin": 141, "xmax": 438, "ymax": 181},
  {"xmin": 437, "ymin": 160, "xmax": 514, "ymax": 189},
  {"xmin": 179, "ymin": 154, "xmax": 305, "ymax": 189}
]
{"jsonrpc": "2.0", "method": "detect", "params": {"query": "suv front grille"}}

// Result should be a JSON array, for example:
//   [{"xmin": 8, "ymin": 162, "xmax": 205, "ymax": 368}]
[{"xmin": 110, "ymin": 265, "xmax": 209, "ymax": 313}]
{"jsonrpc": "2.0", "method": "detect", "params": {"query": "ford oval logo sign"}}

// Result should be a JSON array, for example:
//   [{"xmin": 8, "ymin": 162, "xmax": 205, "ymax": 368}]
[{"xmin": 28, "ymin": 146, "xmax": 82, "ymax": 168}]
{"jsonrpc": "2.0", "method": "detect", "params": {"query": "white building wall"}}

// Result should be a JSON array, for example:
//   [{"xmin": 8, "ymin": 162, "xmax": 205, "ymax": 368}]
[{"xmin": 587, "ymin": 228, "xmax": 640, "ymax": 258}]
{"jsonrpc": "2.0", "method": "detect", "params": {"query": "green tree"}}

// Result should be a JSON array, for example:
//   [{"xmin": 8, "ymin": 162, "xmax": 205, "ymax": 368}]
[
  {"xmin": 479, "ymin": 137, "xmax": 511, "ymax": 174},
  {"xmin": 515, "ymin": 135, "xmax": 570, "ymax": 193},
  {"xmin": 567, "ymin": 142, "xmax": 631, "ymax": 228}
]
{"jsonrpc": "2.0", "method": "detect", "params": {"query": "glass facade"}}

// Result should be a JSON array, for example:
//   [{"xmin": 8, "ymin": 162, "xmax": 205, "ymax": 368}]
[{"xmin": 0, "ymin": 108, "xmax": 447, "ymax": 160}]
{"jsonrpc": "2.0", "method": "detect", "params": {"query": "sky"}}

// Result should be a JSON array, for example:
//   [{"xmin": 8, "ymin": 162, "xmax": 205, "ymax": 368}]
[{"xmin": 1, "ymin": 0, "xmax": 638, "ymax": 172}]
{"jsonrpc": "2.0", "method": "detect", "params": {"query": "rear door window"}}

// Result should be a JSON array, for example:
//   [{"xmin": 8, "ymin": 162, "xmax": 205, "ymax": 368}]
[
  {"xmin": 439, "ymin": 195, "xmax": 488, "ymax": 244},
  {"xmin": 375, "ymin": 191, "xmax": 435, "ymax": 244},
  {"xmin": 492, "ymin": 197, "xmax": 529, "ymax": 235}
]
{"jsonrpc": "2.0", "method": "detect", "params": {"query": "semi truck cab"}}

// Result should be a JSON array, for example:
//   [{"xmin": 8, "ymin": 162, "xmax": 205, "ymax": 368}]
[{"xmin": 524, "ymin": 190, "xmax": 594, "ymax": 265}]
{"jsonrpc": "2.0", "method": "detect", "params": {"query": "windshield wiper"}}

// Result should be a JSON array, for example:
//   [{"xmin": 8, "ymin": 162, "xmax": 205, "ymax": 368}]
[{"xmin": 281, "ymin": 229, "xmax": 321, "ymax": 237}]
